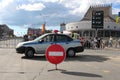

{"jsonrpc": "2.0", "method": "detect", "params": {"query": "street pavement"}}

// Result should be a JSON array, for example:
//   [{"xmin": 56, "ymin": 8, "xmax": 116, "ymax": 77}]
[
  {"xmin": 0, "ymin": 48, "xmax": 120, "ymax": 80},
  {"xmin": 105, "ymin": 47, "xmax": 120, "ymax": 51}
]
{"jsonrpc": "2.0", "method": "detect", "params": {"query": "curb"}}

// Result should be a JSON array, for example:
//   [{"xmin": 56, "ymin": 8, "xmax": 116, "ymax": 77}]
[{"xmin": 105, "ymin": 47, "xmax": 120, "ymax": 51}]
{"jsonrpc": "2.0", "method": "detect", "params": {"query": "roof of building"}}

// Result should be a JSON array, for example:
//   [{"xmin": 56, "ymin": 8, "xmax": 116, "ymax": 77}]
[{"xmin": 81, "ymin": 4, "xmax": 115, "ymax": 22}]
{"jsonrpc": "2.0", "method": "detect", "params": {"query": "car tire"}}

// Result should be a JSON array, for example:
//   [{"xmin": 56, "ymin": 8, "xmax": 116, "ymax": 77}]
[
  {"xmin": 25, "ymin": 48, "xmax": 34, "ymax": 58},
  {"xmin": 67, "ymin": 49, "xmax": 75, "ymax": 57}
]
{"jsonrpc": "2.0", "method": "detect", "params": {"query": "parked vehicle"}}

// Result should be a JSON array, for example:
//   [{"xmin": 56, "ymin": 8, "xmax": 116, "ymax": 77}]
[{"xmin": 16, "ymin": 32, "xmax": 84, "ymax": 58}]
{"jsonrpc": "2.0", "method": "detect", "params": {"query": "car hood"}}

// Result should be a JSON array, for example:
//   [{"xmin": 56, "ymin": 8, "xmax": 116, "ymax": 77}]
[
  {"xmin": 73, "ymin": 39, "xmax": 80, "ymax": 42},
  {"xmin": 16, "ymin": 40, "xmax": 38, "ymax": 48}
]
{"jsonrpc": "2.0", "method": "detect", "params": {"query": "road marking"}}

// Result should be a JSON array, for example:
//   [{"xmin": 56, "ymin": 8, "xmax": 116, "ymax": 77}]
[
  {"xmin": 105, "ymin": 48, "xmax": 120, "ymax": 51},
  {"xmin": 85, "ymin": 64, "xmax": 100, "ymax": 69},
  {"xmin": 103, "ymin": 70, "xmax": 110, "ymax": 73},
  {"xmin": 108, "ymin": 57, "xmax": 120, "ymax": 61},
  {"xmin": 85, "ymin": 64, "xmax": 92, "ymax": 67}
]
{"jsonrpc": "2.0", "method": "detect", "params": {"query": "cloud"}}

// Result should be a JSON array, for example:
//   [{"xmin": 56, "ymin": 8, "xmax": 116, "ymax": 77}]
[
  {"xmin": 0, "ymin": 0, "xmax": 120, "ymax": 36},
  {"xmin": 112, "ymin": 8, "xmax": 120, "ymax": 14},
  {"xmin": 112, "ymin": 0, "xmax": 118, "ymax": 3},
  {"xmin": 0, "ymin": 0, "xmax": 13, "ymax": 9},
  {"xmin": 59, "ymin": 0, "xmax": 80, "ymax": 9},
  {"xmin": 59, "ymin": 0, "xmax": 120, "ymax": 16},
  {"xmin": 26, "ymin": 0, "xmax": 59, "ymax": 3},
  {"xmin": 16, "ymin": 3, "xmax": 45, "ymax": 11},
  {"xmin": 0, "ymin": 0, "xmax": 120, "ymax": 28},
  {"xmin": 59, "ymin": 0, "xmax": 93, "ymax": 16},
  {"xmin": 41, "ymin": 0, "xmax": 59, "ymax": 3}
]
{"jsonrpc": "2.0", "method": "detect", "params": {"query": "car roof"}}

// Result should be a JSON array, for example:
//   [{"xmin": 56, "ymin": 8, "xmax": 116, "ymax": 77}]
[
  {"xmin": 44, "ymin": 33, "xmax": 68, "ymax": 36},
  {"xmin": 46, "ymin": 33, "xmax": 73, "ymax": 39}
]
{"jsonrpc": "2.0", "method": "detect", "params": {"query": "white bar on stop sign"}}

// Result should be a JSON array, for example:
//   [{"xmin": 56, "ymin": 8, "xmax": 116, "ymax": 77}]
[{"xmin": 49, "ymin": 51, "xmax": 63, "ymax": 56}]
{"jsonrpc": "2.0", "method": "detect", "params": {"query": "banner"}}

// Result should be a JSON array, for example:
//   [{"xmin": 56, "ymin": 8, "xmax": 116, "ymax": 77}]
[{"xmin": 116, "ymin": 17, "xmax": 120, "ymax": 24}]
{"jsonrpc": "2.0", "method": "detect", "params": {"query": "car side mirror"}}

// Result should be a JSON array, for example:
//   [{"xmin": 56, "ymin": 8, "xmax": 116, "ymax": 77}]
[{"xmin": 39, "ymin": 39, "xmax": 44, "ymax": 43}]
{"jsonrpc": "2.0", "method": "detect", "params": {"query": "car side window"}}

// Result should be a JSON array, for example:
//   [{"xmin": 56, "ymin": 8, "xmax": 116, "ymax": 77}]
[
  {"xmin": 56, "ymin": 35, "xmax": 72, "ymax": 42},
  {"xmin": 42, "ymin": 35, "xmax": 54, "ymax": 42},
  {"xmin": 67, "ymin": 36, "xmax": 73, "ymax": 41}
]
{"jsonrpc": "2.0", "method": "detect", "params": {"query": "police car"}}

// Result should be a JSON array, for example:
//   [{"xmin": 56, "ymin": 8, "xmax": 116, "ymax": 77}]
[{"xmin": 16, "ymin": 31, "xmax": 84, "ymax": 58}]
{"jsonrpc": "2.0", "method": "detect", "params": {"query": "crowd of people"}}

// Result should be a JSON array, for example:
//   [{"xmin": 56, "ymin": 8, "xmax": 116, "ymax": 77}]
[
  {"xmin": 84, "ymin": 36, "xmax": 120, "ymax": 49},
  {"xmin": 84, "ymin": 37, "xmax": 105, "ymax": 49},
  {"xmin": 23, "ymin": 34, "xmax": 38, "ymax": 41}
]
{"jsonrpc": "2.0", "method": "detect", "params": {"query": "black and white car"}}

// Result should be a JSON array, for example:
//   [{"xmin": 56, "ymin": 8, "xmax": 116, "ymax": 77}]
[{"xmin": 16, "ymin": 33, "xmax": 84, "ymax": 58}]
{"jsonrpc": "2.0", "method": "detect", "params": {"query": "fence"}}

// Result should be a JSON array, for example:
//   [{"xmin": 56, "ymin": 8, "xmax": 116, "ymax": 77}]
[
  {"xmin": 0, "ymin": 37, "xmax": 120, "ymax": 49},
  {"xmin": 104, "ymin": 39, "xmax": 120, "ymax": 48},
  {"xmin": 84, "ymin": 38, "xmax": 120, "ymax": 49},
  {"xmin": 0, "ymin": 38, "xmax": 23, "ymax": 48}
]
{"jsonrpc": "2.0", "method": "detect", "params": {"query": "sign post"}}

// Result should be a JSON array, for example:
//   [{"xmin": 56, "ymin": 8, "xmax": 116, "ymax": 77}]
[
  {"xmin": 92, "ymin": 10, "xmax": 104, "ymax": 37},
  {"xmin": 46, "ymin": 44, "xmax": 66, "ymax": 70}
]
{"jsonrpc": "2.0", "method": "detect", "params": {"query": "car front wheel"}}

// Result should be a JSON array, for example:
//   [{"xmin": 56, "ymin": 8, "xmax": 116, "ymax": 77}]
[
  {"xmin": 67, "ymin": 49, "xmax": 75, "ymax": 57},
  {"xmin": 25, "ymin": 48, "xmax": 34, "ymax": 58}
]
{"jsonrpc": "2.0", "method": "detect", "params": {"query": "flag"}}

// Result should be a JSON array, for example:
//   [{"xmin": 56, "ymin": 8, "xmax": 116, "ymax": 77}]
[{"xmin": 116, "ymin": 17, "xmax": 120, "ymax": 24}]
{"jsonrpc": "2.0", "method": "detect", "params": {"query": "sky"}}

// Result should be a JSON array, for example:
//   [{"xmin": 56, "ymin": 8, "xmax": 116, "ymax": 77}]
[{"xmin": 0, "ymin": 0, "xmax": 120, "ymax": 36}]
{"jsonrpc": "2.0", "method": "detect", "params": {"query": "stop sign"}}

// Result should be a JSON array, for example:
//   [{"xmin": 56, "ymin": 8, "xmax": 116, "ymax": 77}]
[{"xmin": 46, "ymin": 44, "xmax": 66, "ymax": 64}]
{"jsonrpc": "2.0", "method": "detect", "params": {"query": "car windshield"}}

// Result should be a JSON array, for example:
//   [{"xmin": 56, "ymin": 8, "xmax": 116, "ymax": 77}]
[{"xmin": 33, "ymin": 34, "xmax": 48, "ymax": 41}]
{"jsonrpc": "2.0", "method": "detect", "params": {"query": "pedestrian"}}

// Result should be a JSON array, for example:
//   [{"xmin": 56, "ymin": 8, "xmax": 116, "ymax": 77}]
[
  {"xmin": 118, "ymin": 38, "xmax": 120, "ymax": 47},
  {"xmin": 93, "ymin": 37, "xmax": 98, "ymax": 49},
  {"xmin": 97, "ymin": 37, "xmax": 101, "ymax": 48},
  {"xmin": 109, "ymin": 36, "xmax": 113, "ymax": 47},
  {"xmin": 72, "ymin": 33, "xmax": 79, "ymax": 39},
  {"xmin": 28, "ymin": 34, "xmax": 33, "ymax": 41},
  {"xmin": 23, "ymin": 34, "xmax": 28, "ymax": 41},
  {"xmin": 100, "ymin": 38, "xmax": 105, "ymax": 49}
]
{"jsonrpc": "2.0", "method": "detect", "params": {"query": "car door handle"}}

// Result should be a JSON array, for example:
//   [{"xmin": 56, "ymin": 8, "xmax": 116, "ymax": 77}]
[
  {"xmin": 50, "ymin": 43, "xmax": 54, "ymax": 44},
  {"xmin": 66, "ymin": 42, "xmax": 69, "ymax": 44}
]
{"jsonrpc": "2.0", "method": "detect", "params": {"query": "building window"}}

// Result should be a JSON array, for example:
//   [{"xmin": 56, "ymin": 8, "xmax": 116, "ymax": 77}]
[
  {"xmin": 105, "ymin": 30, "xmax": 110, "ymax": 37},
  {"xmin": 83, "ymin": 31, "xmax": 89, "ymax": 36},
  {"xmin": 114, "ymin": 26, "xmax": 116, "ymax": 29},
  {"xmin": 90, "ymin": 30, "xmax": 95, "ymax": 37},
  {"xmin": 79, "ymin": 32, "xmax": 82, "ymax": 37}
]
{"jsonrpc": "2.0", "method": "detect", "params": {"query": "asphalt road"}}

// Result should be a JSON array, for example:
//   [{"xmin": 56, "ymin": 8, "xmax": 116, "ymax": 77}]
[{"xmin": 0, "ymin": 48, "xmax": 120, "ymax": 80}]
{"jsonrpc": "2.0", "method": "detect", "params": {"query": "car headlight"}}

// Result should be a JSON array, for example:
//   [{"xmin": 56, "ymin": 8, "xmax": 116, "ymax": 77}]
[{"xmin": 16, "ymin": 43, "xmax": 24, "ymax": 48}]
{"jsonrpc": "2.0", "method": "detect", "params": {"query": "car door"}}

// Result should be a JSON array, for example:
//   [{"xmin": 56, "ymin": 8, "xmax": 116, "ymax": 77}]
[
  {"xmin": 55, "ymin": 34, "xmax": 73, "ymax": 51},
  {"xmin": 36, "ymin": 34, "xmax": 55, "ymax": 54}
]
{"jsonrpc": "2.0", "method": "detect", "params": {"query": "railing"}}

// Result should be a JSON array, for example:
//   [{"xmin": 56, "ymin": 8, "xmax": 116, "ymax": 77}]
[
  {"xmin": 84, "ymin": 39, "xmax": 120, "ymax": 49},
  {"xmin": 0, "ymin": 38, "xmax": 23, "ymax": 48},
  {"xmin": 104, "ymin": 39, "xmax": 120, "ymax": 48}
]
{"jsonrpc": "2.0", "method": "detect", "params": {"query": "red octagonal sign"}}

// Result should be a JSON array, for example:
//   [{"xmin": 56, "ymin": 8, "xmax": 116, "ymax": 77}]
[{"xmin": 46, "ymin": 44, "xmax": 66, "ymax": 64}]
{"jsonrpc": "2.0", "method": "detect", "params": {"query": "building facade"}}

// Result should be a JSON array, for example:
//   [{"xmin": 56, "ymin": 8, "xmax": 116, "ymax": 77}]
[
  {"xmin": 60, "ymin": 23, "xmax": 66, "ymax": 32},
  {"xmin": 27, "ymin": 28, "xmax": 42, "ymax": 36},
  {"xmin": 0, "ymin": 24, "xmax": 14, "ymax": 39},
  {"xmin": 65, "ymin": 4, "xmax": 120, "ymax": 38}
]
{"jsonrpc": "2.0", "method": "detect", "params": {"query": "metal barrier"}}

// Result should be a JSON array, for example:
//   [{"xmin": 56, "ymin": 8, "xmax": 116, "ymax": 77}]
[
  {"xmin": 105, "ymin": 39, "xmax": 120, "ymax": 48},
  {"xmin": 0, "ymin": 37, "xmax": 120, "ymax": 49},
  {"xmin": 84, "ymin": 39, "xmax": 120, "ymax": 49},
  {"xmin": 0, "ymin": 38, "xmax": 23, "ymax": 48}
]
